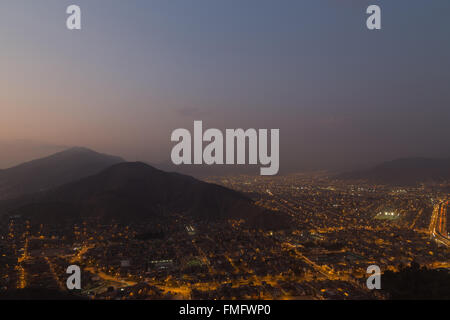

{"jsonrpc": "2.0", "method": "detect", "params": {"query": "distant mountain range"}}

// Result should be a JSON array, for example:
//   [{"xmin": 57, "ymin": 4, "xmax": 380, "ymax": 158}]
[
  {"xmin": 0, "ymin": 148, "xmax": 289, "ymax": 229},
  {"xmin": 338, "ymin": 157, "xmax": 450, "ymax": 186},
  {"xmin": 0, "ymin": 139, "xmax": 67, "ymax": 169},
  {"xmin": 0, "ymin": 147, "xmax": 124, "ymax": 201}
]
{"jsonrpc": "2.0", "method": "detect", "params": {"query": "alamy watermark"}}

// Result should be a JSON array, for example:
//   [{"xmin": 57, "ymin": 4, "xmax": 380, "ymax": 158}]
[
  {"xmin": 366, "ymin": 265, "xmax": 381, "ymax": 290},
  {"xmin": 66, "ymin": 265, "xmax": 81, "ymax": 290},
  {"xmin": 66, "ymin": 4, "xmax": 381, "ymax": 32},
  {"xmin": 66, "ymin": 5, "xmax": 81, "ymax": 30},
  {"xmin": 170, "ymin": 121, "xmax": 280, "ymax": 176}
]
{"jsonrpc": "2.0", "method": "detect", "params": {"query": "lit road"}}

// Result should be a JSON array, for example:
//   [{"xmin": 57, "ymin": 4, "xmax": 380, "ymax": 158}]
[
  {"xmin": 85, "ymin": 267, "xmax": 137, "ymax": 287},
  {"xmin": 283, "ymin": 242, "xmax": 339, "ymax": 281},
  {"xmin": 429, "ymin": 200, "xmax": 450, "ymax": 247}
]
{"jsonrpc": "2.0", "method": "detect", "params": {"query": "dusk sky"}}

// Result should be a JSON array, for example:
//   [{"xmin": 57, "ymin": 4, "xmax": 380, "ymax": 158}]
[{"xmin": 1, "ymin": 0, "xmax": 449, "ymax": 171}]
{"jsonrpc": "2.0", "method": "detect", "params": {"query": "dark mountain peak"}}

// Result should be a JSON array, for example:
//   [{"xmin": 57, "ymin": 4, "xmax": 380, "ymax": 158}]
[
  {"xmin": 5, "ymin": 160, "xmax": 290, "ymax": 230},
  {"xmin": 374, "ymin": 157, "xmax": 449, "ymax": 169},
  {"xmin": 338, "ymin": 157, "xmax": 450, "ymax": 186},
  {"xmin": 92, "ymin": 161, "xmax": 175, "ymax": 181},
  {"xmin": 40, "ymin": 146, "xmax": 122, "ymax": 161},
  {"xmin": 96, "ymin": 161, "xmax": 200, "ymax": 187},
  {"xmin": 58, "ymin": 146, "xmax": 100, "ymax": 156},
  {"xmin": 63, "ymin": 146, "xmax": 94, "ymax": 153},
  {"xmin": 0, "ymin": 147, "xmax": 124, "ymax": 200},
  {"xmin": 4, "ymin": 147, "xmax": 123, "ymax": 172}
]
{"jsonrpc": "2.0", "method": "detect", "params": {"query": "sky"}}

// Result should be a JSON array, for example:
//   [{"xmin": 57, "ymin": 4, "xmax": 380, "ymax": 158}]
[{"xmin": 1, "ymin": 0, "xmax": 449, "ymax": 171}]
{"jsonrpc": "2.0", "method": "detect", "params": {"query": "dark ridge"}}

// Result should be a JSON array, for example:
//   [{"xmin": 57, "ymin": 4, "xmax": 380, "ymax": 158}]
[
  {"xmin": 3, "ymin": 162, "xmax": 291, "ymax": 230},
  {"xmin": 382, "ymin": 263, "xmax": 450, "ymax": 299},
  {"xmin": 0, "ymin": 147, "xmax": 124, "ymax": 200},
  {"xmin": 337, "ymin": 157, "xmax": 450, "ymax": 186}
]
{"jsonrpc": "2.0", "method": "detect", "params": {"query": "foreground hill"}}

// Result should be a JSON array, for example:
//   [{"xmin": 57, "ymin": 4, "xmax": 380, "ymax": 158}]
[
  {"xmin": 0, "ymin": 147, "xmax": 124, "ymax": 200},
  {"xmin": 4, "ymin": 162, "xmax": 290, "ymax": 230},
  {"xmin": 338, "ymin": 157, "xmax": 450, "ymax": 186},
  {"xmin": 382, "ymin": 263, "xmax": 450, "ymax": 299}
]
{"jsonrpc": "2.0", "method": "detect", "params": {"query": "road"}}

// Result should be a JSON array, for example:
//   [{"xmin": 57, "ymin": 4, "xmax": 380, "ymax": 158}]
[
  {"xmin": 429, "ymin": 200, "xmax": 450, "ymax": 247},
  {"xmin": 85, "ymin": 267, "xmax": 137, "ymax": 287}
]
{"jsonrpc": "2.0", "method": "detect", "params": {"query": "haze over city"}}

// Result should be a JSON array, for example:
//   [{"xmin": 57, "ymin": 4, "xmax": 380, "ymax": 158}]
[{"xmin": 1, "ymin": 0, "xmax": 450, "ymax": 171}]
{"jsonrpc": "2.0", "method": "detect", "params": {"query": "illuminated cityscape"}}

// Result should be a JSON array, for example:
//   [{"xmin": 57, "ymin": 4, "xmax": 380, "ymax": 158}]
[
  {"xmin": 1, "ymin": 171, "xmax": 448, "ymax": 300},
  {"xmin": 1, "ymin": 1, "xmax": 450, "ymax": 304}
]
